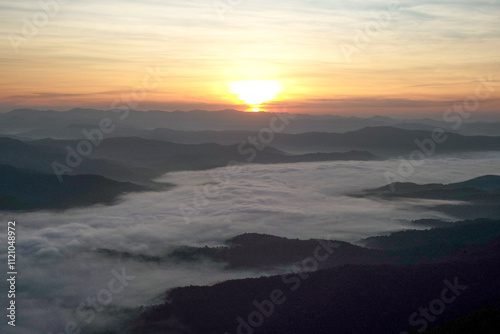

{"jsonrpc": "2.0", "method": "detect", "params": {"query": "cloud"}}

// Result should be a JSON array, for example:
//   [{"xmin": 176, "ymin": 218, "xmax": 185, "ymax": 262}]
[{"xmin": 1, "ymin": 0, "xmax": 499, "ymax": 113}]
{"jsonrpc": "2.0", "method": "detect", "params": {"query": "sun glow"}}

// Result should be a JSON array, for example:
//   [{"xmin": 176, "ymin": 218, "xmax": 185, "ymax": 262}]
[{"xmin": 228, "ymin": 80, "xmax": 284, "ymax": 112}]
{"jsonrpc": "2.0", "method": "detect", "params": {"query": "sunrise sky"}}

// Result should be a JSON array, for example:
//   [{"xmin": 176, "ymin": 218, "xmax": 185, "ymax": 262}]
[{"xmin": 1, "ymin": 0, "xmax": 499, "ymax": 115}]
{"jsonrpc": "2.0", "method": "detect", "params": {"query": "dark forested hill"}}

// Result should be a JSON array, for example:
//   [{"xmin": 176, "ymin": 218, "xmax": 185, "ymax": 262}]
[
  {"xmin": 0, "ymin": 164, "xmax": 148, "ymax": 210},
  {"xmin": 131, "ymin": 235, "xmax": 500, "ymax": 334}
]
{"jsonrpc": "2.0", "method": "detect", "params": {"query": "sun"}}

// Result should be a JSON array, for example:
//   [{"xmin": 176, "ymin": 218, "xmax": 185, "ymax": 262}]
[{"xmin": 228, "ymin": 80, "xmax": 284, "ymax": 112}]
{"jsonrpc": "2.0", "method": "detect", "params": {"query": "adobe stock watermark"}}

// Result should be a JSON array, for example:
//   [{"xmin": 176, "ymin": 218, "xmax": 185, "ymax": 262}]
[
  {"xmin": 178, "ymin": 110, "xmax": 296, "ymax": 224},
  {"xmin": 384, "ymin": 74, "xmax": 496, "ymax": 191},
  {"xmin": 224, "ymin": 238, "xmax": 340, "ymax": 334},
  {"xmin": 7, "ymin": 0, "xmax": 71, "ymax": 54},
  {"xmin": 49, "ymin": 267, "xmax": 134, "ymax": 334},
  {"xmin": 51, "ymin": 65, "xmax": 166, "ymax": 182},
  {"xmin": 339, "ymin": 0, "xmax": 401, "ymax": 63},
  {"xmin": 400, "ymin": 277, "xmax": 467, "ymax": 334},
  {"xmin": 213, "ymin": 0, "xmax": 244, "ymax": 20}
]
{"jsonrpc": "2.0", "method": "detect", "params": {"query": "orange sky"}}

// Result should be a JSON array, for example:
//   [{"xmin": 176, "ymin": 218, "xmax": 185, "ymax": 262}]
[{"xmin": 0, "ymin": 0, "xmax": 499, "ymax": 115}]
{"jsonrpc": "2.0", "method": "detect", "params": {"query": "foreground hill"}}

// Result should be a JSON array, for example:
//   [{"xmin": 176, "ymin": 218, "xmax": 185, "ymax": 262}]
[
  {"xmin": 133, "ymin": 260, "xmax": 500, "ymax": 334},
  {"xmin": 0, "ymin": 165, "xmax": 149, "ymax": 210},
  {"xmin": 130, "ymin": 233, "xmax": 500, "ymax": 334},
  {"xmin": 417, "ymin": 305, "xmax": 500, "ymax": 333}
]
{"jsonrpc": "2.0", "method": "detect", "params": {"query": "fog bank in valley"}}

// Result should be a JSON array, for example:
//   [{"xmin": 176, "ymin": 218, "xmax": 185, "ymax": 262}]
[{"xmin": 1, "ymin": 152, "xmax": 500, "ymax": 333}]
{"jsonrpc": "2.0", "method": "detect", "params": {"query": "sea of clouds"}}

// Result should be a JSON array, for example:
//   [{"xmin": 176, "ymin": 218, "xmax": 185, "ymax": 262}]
[{"xmin": 1, "ymin": 152, "xmax": 500, "ymax": 333}]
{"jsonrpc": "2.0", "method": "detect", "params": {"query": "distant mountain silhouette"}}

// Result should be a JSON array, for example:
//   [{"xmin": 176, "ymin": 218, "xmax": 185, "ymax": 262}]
[
  {"xmin": 100, "ymin": 127, "xmax": 500, "ymax": 156},
  {"xmin": 3, "ymin": 108, "xmax": 500, "ymax": 137},
  {"xmin": 0, "ymin": 108, "xmax": 400, "ymax": 135},
  {"xmin": 4, "ymin": 109, "xmax": 500, "ymax": 159},
  {"xmin": 268, "ymin": 127, "xmax": 500, "ymax": 155}
]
